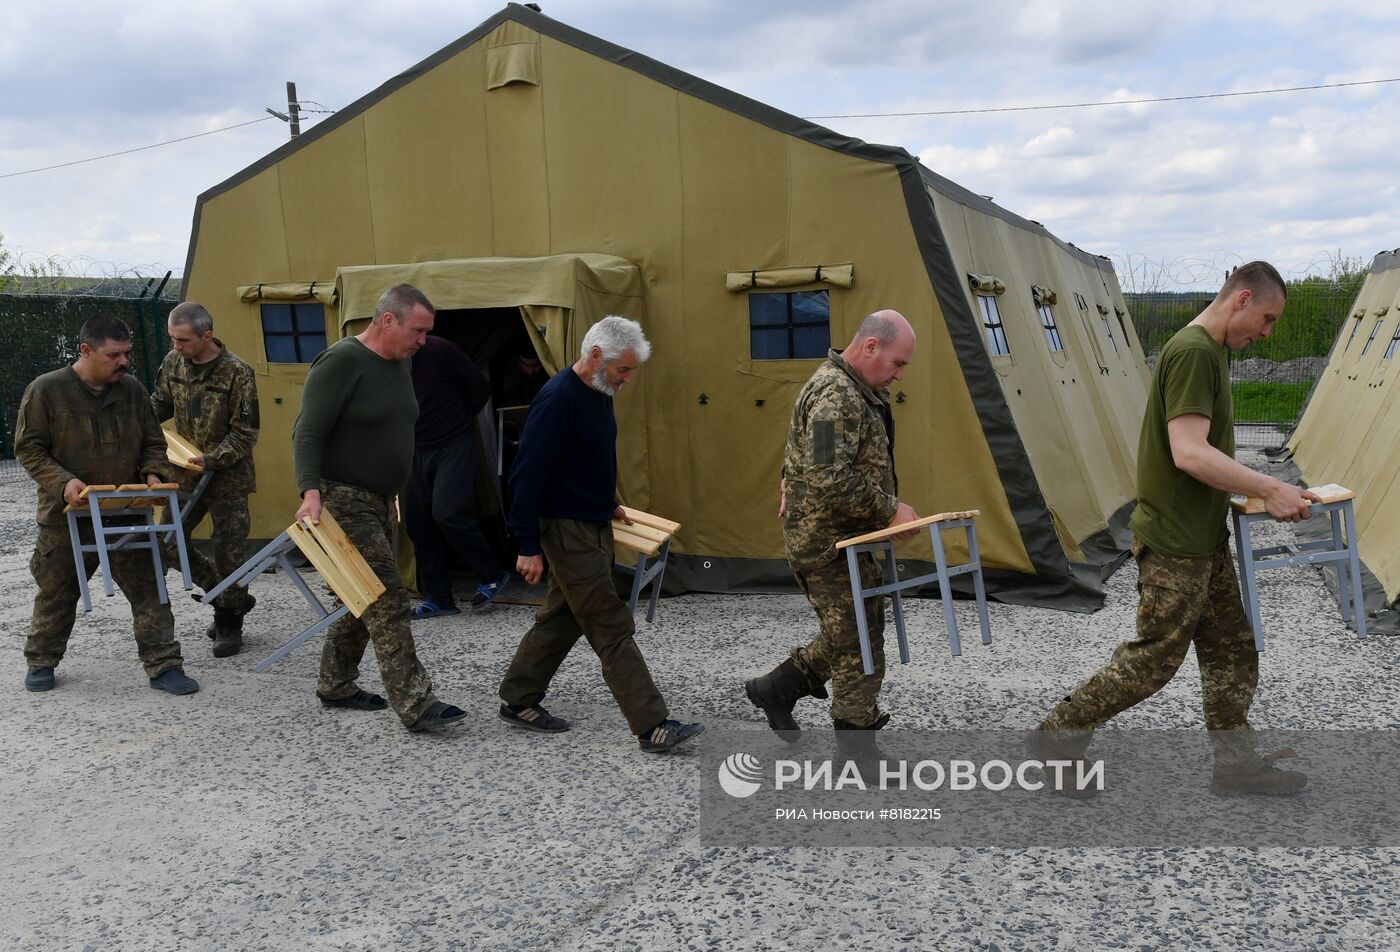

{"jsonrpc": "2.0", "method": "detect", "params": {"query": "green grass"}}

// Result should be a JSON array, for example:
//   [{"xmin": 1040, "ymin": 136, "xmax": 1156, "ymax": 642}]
[{"xmin": 1232, "ymin": 380, "xmax": 1315, "ymax": 424}]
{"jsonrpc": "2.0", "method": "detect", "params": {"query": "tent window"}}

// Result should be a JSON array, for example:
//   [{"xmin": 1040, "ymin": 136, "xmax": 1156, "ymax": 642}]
[
  {"xmin": 978, "ymin": 295, "xmax": 1010, "ymax": 356},
  {"xmin": 261, "ymin": 303, "xmax": 327, "ymax": 363},
  {"xmin": 1036, "ymin": 302, "xmax": 1064, "ymax": 353},
  {"xmin": 1361, "ymin": 319, "xmax": 1385, "ymax": 357},
  {"xmin": 1075, "ymin": 293, "xmax": 1108, "ymax": 372},
  {"xmin": 1343, "ymin": 313, "xmax": 1364, "ymax": 351},
  {"xmin": 1385, "ymin": 326, "xmax": 1400, "ymax": 361},
  {"xmin": 1097, "ymin": 306, "xmax": 1120, "ymax": 355},
  {"xmin": 749, "ymin": 290, "xmax": 830, "ymax": 360}
]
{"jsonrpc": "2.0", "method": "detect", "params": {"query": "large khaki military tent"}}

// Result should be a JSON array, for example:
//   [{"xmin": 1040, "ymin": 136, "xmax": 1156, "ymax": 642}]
[
  {"xmin": 181, "ymin": 3, "xmax": 1150, "ymax": 610},
  {"xmin": 1285, "ymin": 248, "xmax": 1400, "ymax": 628}
]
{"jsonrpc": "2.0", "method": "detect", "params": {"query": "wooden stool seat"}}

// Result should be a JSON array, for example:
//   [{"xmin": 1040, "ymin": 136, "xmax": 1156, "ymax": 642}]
[
  {"xmin": 1230, "ymin": 483, "xmax": 1367, "ymax": 649},
  {"xmin": 612, "ymin": 506, "xmax": 679, "ymax": 622},
  {"xmin": 836, "ymin": 509, "xmax": 992, "ymax": 676},
  {"xmin": 203, "ymin": 510, "xmax": 386, "ymax": 672}
]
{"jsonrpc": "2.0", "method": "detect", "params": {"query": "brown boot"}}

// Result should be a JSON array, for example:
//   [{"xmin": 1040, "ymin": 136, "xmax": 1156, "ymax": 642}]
[
  {"xmin": 1025, "ymin": 724, "xmax": 1100, "ymax": 799},
  {"xmin": 833, "ymin": 713, "xmax": 891, "ymax": 787},
  {"xmin": 744, "ymin": 659, "xmax": 828, "ymax": 742},
  {"xmin": 1211, "ymin": 748, "xmax": 1308, "ymax": 797}
]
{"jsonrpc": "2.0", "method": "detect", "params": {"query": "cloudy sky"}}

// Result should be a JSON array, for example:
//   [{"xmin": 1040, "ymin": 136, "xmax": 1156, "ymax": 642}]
[{"xmin": 2, "ymin": 1, "xmax": 1396, "ymax": 290}]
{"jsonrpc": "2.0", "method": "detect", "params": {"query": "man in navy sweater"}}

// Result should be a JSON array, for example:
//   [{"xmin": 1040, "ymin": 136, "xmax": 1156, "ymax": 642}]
[{"xmin": 497, "ymin": 316, "xmax": 703, "ymax": 754}]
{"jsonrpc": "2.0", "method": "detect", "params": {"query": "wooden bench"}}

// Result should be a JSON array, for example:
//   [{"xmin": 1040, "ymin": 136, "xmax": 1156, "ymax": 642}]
[
  {"xmin": 612, "ymin": 506, "xmax": 680, "ymax": 622},
  {"xmin": 1230, "ymin": 483, "xmax": 1366, "ymax": 648},
  {"xmin": 836, "ymin": 509, "xmax": 991, "ymax": 676},
  {"xmin": 63, "ymin": 483, "xmax": 194, "ymax": 611},
  {"xmin": 203, "ymin": 510, "xmax": 386, "ymax": 672}
]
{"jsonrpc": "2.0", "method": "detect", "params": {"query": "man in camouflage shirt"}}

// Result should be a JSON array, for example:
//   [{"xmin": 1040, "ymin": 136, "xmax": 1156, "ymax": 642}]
[
  {"xmin": 151, "ymin": 302, "xmax": 260, "ymax": 658},
  {"xmin": 1032, "ymin": 262, "xmax": 1317, "ymax": 797},
  {"xmin": 746, "ymin": 310, "xmax": 920, "ymax": 742},
  {"xmin": 14, "ymin": 315, "xmax": 198, "ymax": 695}
]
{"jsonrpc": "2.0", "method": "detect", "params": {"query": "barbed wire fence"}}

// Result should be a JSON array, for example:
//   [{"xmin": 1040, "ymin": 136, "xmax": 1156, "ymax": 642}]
[{"xmin": 1118, "ymin": 251, "xmax": 1366, "ymax": 449}]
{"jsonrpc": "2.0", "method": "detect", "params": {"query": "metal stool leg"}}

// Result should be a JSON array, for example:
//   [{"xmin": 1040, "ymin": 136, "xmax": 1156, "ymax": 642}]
[
  {"xmin": 1234, "ymin": 512, "xmax": 1266, "ymax": 652},
  {"xmin": 87, "ymin": 496, "xmax": 119, "ymax": 599},
  {"xmin": 67, "ymin": 511, "xmax": 94, "ymax": 613},
  {"xmin": 1328, "ymin": 508, "xmax": 1351, "ymax": 624},
  {"xmin": 1343, "ymin": 500, "xmax": 1367, "ymax": 639},
  {"xmin": 930, "ymin": 524, "xmax": 962, "ymax": 657},
  {"xmin": 882, "ymin": 541, "xmax": 910, "ymax": 665},
  {"xmin": 965, "ymin": 521, "xmax": 992, "ymax": 646},
  {"xmin": 846, "ymin": 546, "xmax": 877, "ymax": 676},
  {"xmin": 645, "ymin": 540, "xmax": 669, "ymax": 623}
]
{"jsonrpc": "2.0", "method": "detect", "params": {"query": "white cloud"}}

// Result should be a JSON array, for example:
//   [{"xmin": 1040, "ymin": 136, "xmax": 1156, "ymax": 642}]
[{"xmin": 1, "ymin": 0, "xmax": 1397, "ymax": 289}]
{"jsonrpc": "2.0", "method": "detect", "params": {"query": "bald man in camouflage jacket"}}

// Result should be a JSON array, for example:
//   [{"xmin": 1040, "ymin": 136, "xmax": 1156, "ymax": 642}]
[
  {"xmin": 151, "ymin": 302, "xmax": 259, "ymax": 657},
  {"xmin": 745, "ymin": 310, "xmax": 920, "ymax": 741}
]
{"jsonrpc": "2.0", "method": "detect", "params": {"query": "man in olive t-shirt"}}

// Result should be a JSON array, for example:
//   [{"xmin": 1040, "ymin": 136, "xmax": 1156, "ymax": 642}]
[
  {"xmin": 1032, "ymin": 261, "xmax": 1317, "ymax": 797},
  {"xmin": 292, "ymin": 284, "xmax": 466, "ymax": 734}
]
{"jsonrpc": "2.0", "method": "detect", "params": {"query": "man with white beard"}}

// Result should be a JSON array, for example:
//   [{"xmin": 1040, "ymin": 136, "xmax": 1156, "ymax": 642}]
[{"xmin": 497, "ymin": 316, "xmax": 703, "ymax": 754}]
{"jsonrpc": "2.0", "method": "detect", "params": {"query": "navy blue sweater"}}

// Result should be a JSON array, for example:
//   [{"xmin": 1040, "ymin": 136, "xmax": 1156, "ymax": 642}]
[{"xmin": 509, "ymin": 367, "xmax": 617, "ymax": 556}]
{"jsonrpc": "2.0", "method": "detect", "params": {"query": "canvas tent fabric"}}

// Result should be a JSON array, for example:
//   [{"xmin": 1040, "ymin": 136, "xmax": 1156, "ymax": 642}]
[
  {"xmin": 1285, "ymin": 248, "xmax": 1400, "ymax": 630},
  {"xmin": 180, "ymin": 3, "xmax": 1150, "ymax": 611}
]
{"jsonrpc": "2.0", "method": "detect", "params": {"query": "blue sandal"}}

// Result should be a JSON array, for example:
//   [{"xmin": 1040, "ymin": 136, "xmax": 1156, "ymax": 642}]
[{"xmin": 411, "ymin": 600, "xmax": 460, "ymax": 619}]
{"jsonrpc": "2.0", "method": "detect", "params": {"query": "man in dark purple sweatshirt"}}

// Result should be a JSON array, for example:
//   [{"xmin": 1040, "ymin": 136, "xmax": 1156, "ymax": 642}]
[
  {"xmin": 497, "ymin": 316, "xmax": 703, "ymax": 754},
  {"xmin": 403, "ymin": 334, "xmax": 509, "ymax": 617}
]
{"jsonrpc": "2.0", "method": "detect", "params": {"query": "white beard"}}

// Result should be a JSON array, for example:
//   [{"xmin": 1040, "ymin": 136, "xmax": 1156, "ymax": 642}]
[{"xmin": 589, "ymin": 365, "xmax": 616, "ymax": 396}]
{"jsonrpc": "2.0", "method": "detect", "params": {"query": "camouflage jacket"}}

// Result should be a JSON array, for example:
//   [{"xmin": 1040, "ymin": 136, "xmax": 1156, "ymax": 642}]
[
  {"xmin": 14, "ymin": 366, "xmax": 172, "ymax": 526},
  {"xmin": 783, "ymin": 350, "xmax": 899, "ymax": 571},
  {"xmin": 151, "ymin": 342, "xmax": 259, "ymax": 494}
]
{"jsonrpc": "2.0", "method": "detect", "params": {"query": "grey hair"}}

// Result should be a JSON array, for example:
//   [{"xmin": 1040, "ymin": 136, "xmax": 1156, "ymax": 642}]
[
  {"xmin": 581, "ymin": 315, "xmax": 651, "ymax": 363},
  {"xmin": 168, "ymin": 302, "xmax": 214, "ymax": 335},
  {"xmin": 853, "ymin": 311, "xmax": 898, "ymax": 345},
  {"xmin": 374, "ymin": 284, "xmax": 435, "ymax": 324}
]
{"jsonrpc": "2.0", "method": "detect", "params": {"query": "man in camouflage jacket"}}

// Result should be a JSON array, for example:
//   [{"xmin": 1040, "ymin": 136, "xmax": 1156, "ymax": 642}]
[
  {"xmin": 14, "ymin": 315, "xmax": 198, "ymax": 695},
  {"xmin": 151, "ymin": 302, "xmax": 260, "ymax": 657},
  {"xmin": 746, "ymin": 309, "xmax": 919, "ymax": 740}
]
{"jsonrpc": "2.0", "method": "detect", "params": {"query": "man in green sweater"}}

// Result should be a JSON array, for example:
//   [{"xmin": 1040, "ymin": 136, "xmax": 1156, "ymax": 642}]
[
  {"xmin": 1032, "ymin": 261, "xmax": 1317, "ymax": 796},
  {"xmin": 293, "ymin": 284, "xmax": 465, "ymax": 733}
]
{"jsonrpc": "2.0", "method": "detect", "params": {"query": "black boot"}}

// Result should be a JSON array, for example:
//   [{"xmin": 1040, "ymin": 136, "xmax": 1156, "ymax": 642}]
[
  {"xmin": 207, "ymin": 607, "xmax": 244, "ymax": 658},
  {"xmin": 833, "ymin": 713, "xmax": 891, "ymax": 787},
  {"xmin": 1025, "ymin": 723, "xmax": 1099, "ymax": 799},
  {"xmin": 744, "ymin": 659, "xmax": 828, "ymax": 741}
]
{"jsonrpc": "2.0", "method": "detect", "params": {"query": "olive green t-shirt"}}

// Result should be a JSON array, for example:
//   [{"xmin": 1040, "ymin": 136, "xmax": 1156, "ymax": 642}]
[
  {"xmin": 293, "ymin": 338, "xmax": 418, "ymax": 497},
  {"xmin": 1128, "ymin": 324, "xmax": 1234, "ymax": 557}
]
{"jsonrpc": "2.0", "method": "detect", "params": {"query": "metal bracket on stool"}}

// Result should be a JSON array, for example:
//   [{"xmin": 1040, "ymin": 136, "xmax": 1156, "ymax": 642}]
[
  {"xmin": 611, "ymin": 506, "xmax": 680, "ymax": 623},
  {"xmin": 837, "ymin": 510, "xmax": 992, "ymax": 676},
  {"xmin": 1231, "ymin": 485, "xmax": 1367, "ymax": 650}
]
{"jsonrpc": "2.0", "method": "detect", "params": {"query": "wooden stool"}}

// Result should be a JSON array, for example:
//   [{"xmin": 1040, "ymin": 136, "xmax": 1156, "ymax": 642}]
[
  {"xmin": 612, "ymin": 506, "xmax": 679, "ymax": 622},
  {"xmin": 162, "ymin": 429, "xmax": 215, "ymax": 524},
  {"xmin": 203, "ymin": 510, "xmax": 386, "ymax": 672},
  {"xmin": 836, "ymin": 509, "xmax": 992, "ymax": 676},
  {"xmin": 1231, "ymin": 483, "xmax": 1367, "ymax": 650},
  {"xmin": 64, "ymin": 483, "xmax": 193, "ymax": 611}
]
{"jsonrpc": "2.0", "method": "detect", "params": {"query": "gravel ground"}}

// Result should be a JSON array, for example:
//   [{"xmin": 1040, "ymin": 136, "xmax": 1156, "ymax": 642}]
[{"xmin": 3, "ymin": 451, "xmax": 1397, "ymax": 951}]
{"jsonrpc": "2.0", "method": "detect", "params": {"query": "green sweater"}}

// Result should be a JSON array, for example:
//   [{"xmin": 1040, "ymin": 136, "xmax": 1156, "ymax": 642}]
[{"xmin": 294, "ymin": 338, "xmax": 418, "ymax": 497}]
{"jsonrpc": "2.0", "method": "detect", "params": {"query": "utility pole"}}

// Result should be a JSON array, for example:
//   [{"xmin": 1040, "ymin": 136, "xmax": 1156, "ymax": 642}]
[
  {"xmin": 265, "ymin": 82, "xmax": 302, "ymax": 140},
  {"xmin": 286, "ymin": 82, "xmax": 301, "ymax": 137}
]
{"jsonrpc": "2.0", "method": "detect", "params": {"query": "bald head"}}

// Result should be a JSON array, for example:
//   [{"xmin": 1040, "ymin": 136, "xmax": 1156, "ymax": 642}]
[{"xmin": 842, "ymin": 308, "xmax": 916, "ymax": 390}]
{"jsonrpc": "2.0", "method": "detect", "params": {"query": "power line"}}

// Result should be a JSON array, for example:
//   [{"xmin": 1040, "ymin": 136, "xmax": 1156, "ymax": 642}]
[
  {"xmin": 0, "ymin": 115, "xmax": 277, "ymax": 181},
  {"xmin": 806, "ymin": 76, "xmax": 1400, "ymax": 119}
]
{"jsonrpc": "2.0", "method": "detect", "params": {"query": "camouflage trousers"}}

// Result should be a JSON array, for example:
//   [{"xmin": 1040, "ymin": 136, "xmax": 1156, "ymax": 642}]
[
  {"xmin": 499, "ymin": 518, "xmax": 668, "ymax": 735},
  {"xmin": 1042, "ymin": 538, "xmax": 1258, "ymax": 764},
  {"xmin": 25, "ymin": 524, "xmax": 183, "ymax": 679},
  {"xmin": 790, "ymin": 553, "xmax": 886, "ymax": 727},
  {"xmin": 160, "ymin": 480, "xmax": 254, "ymax": 614},
  {"xmin": 315, "ymin": 480, "xmax": 438, "ymax": 727}
]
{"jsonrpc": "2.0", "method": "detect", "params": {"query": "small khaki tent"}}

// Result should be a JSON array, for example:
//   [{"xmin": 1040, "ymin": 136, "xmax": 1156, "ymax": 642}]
[
  {"xmin": 181, "ymin": 3, "xmax": 1150, "ymax": 610},
  {"xmin": 1286, "ymin": 248, "xmax": 1400, "ymax": 626}
]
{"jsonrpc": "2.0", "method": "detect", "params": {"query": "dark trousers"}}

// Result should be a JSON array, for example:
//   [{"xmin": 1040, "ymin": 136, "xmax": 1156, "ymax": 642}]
[
  {"xmin": 499, "ymin": 518, "xmax": 668, "ymax": 735},
  {"xmin": 402, "ymin": 436, "xmax": 501, "ymax": 603}
]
